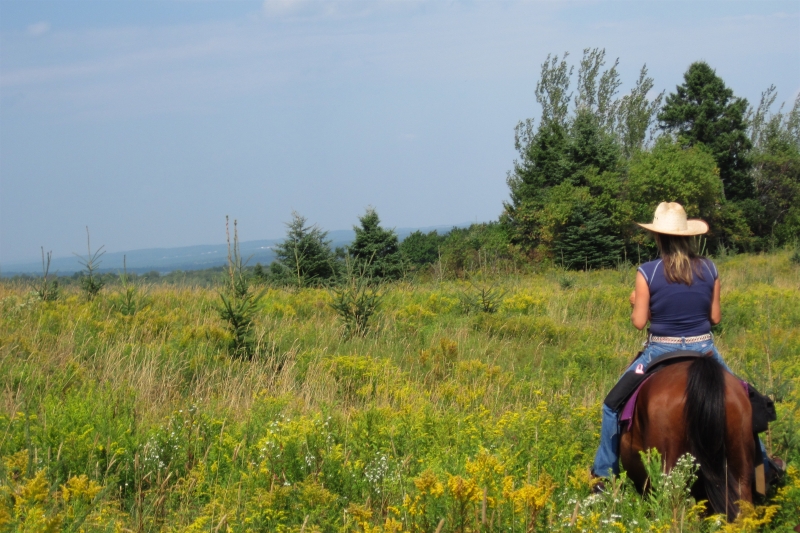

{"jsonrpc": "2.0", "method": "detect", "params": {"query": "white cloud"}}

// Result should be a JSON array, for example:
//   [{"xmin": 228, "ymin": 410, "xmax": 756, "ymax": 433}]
[{"xmin": 27, "ymin": 21, "xmax": 51, "ymax": 37}]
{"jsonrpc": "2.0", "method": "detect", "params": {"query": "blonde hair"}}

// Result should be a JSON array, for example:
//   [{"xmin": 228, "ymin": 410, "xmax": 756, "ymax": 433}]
[{"xmin": 654, "ymin": 234, "xmax": 704, "ymax": 285}]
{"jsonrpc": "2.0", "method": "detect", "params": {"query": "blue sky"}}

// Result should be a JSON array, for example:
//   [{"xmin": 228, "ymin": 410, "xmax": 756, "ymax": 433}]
[{"xmin": 1, "ymin": 0, "xmax": 798, "ymax": 264}]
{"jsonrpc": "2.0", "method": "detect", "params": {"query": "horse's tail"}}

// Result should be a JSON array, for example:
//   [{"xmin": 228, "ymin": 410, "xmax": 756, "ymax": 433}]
[{"xmin": 684, "ymin": 356, "xmax": 738, "ymax": 519}]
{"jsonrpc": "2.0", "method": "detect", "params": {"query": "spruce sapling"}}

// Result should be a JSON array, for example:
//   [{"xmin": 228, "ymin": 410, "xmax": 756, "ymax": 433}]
[
  {"xmin": 75, "ymin": 227, "xmax": 105, "ymax": 301},
  {"xmin": 216, "ymin": 217, "xmax": 266, "ymax": 359},
  {"xmin": 35, "ymin": 247, "xmax": 59, "ymax": 301}
]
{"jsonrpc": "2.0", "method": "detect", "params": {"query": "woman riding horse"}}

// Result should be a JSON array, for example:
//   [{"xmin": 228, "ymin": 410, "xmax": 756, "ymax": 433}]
[{"xmin": 591, "ymin": 203, "xmax": 780, "ymax": 490}]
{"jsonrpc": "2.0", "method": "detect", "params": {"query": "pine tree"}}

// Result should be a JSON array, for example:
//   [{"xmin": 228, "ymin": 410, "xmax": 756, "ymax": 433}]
[
  {"xmin": 553, "ymin": 204, "xmax": 622, "ymax": 270},
  {"xmin": 349, "ymin": 208, "xmax": 403, "ymax": 280},
  {"xmin": 658, "ymin": 62, "xmax": 753, "ymax": 201},
  {"xmin": 504, "ymin": 109, "xmax": 622, "ymax": 259},
  {"xmin": 274, "ymin": 212, "xmax": 337, "ymax": 286}
]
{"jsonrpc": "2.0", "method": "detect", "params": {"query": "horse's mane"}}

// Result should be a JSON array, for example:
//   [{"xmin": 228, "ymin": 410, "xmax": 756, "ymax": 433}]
[{"xmin": 684, "ymin": 357, "xmax": 740, "ymax": 520}]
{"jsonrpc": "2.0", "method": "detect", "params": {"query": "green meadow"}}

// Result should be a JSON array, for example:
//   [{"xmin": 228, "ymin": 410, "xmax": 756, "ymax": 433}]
[{"xmin": 1, "ymin": 250, "xmax": 799, "ymax": 532}]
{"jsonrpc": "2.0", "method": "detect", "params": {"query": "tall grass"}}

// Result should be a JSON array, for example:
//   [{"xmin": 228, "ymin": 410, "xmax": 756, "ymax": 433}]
[{"xmin": 0, "ymin": 250, "xmax": 798, "ymax": 531}]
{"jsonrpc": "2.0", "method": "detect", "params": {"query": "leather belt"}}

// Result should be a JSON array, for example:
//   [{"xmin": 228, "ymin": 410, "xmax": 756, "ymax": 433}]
[{"xmin": 649, "ymin": 333, "xmax": 712, "ymax": 344}]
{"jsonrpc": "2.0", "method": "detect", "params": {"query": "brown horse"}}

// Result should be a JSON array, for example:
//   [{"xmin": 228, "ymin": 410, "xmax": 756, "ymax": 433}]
[{"xmin": 619, "ymin": 356, "xmax": 754, "ymax": 520}]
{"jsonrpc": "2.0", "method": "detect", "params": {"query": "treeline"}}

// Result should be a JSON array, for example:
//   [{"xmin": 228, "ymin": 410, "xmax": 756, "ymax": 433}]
[
  {"xmin": 504, "ymin": 49, "xmax": 799, "ymax": 269},
  {"xmin": 251, "ymin": 211, "xmax": 515, "ymax": 287}
]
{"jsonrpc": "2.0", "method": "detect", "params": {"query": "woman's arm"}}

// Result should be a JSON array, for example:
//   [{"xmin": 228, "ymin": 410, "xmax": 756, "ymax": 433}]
[
  {"xmin": 710, "ymin": 278, "xmax": 721, "ymax": 325},
  {"xmin": 631, "ymin": 271, "xmax": 651, "ymax": 330}
]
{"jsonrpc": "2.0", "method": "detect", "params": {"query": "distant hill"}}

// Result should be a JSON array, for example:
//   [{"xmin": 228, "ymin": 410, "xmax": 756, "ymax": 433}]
[{"xmin": 1, "ymin": 224, "xmax": 467, "ymax": 276}]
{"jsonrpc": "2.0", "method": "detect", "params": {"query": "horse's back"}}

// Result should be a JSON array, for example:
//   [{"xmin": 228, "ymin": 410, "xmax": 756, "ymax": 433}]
[{"xmin": 620, "ymin": 358, "xmax": 754, "ymax": 514}]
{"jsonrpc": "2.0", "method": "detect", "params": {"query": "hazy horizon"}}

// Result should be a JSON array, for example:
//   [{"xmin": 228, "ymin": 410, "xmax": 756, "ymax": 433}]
[{"xmin": 0, "ymin": 221, "xmax": 471, "ymax": 272}]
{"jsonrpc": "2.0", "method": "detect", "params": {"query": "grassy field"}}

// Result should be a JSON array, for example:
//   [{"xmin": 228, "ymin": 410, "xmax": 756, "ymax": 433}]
[{"xmin": 1, "ymin": 250, "xmax": 799, "ymax": 532}]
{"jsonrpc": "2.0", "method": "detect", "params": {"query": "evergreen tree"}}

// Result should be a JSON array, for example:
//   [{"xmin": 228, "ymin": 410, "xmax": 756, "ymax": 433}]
[
  {"xmin": 506, "ymin": 119, "xmax": 570, "ymax": 217},
  {"xmin": 567, "ymin": 110, "xmax": 621, "ymax": 184},
  {"xmin": 252, "ymin": 263, "xmax": 266, "ymax": 280},
  {"xmin": 349, "ymin": 208, "xmax": 403, "ymax": 280},
  {"xmin": 504, "ymin": 108, "xmax": 623, "ymax": 260},
  {"xmin": 274, "ymin": 212, "xmax": 337, "ymax": 286},
  {"xmin": 554, "ymin": 203, "xmax": 622, "ymax": 269},
  {"xmin": 658, "ymin": 62, "xmax": 753, "ymax": 201}
]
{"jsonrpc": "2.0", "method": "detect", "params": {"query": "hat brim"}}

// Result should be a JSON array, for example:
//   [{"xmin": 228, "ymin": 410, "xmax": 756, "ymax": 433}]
[{"xmin": 636, "ymin": 219, "xmax": 709, "ymax": 236}]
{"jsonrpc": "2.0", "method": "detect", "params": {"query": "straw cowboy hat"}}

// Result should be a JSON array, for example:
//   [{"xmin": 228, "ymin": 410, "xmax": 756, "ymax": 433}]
[{"xmin": 637, "ymin": 202, "xmax": 709, "ymax": 236}]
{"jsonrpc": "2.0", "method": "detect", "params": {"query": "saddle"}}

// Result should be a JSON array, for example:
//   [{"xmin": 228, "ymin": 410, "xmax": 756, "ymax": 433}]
[{"xmin": 604, "ymin": 350, "xmax": 706, "ymax": 412}]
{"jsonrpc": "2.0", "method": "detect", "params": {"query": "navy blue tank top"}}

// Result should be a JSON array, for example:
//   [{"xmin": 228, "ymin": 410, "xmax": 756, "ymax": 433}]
[{"xmin": 638, "ymin": 258, "xmax": 718, "ymax": 337}]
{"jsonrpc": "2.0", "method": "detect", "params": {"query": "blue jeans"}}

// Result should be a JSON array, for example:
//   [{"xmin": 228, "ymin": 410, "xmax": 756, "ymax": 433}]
[{"xmin": 592, "ymin": 337, "xmax": 733, "ymax": 477}]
